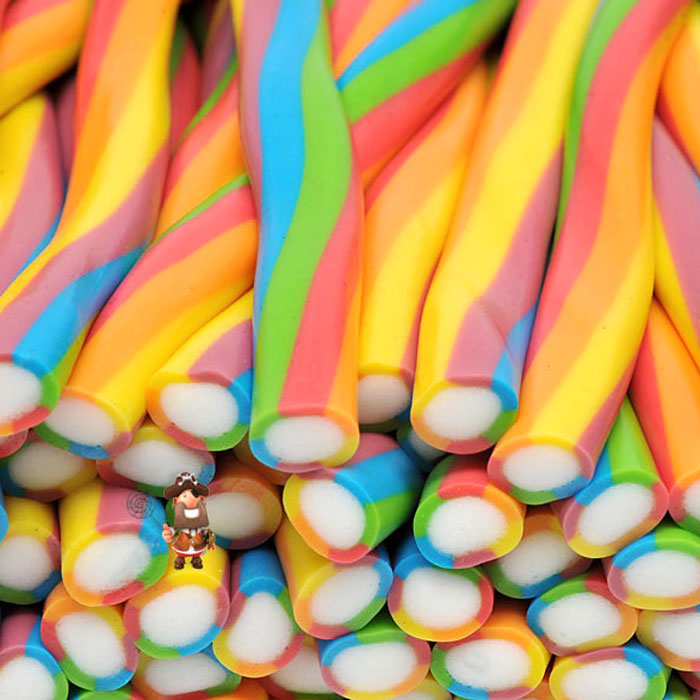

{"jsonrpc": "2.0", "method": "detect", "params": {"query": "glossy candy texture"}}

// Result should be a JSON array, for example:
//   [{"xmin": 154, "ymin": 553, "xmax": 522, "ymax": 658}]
[
  {"xmin": 630, "ymin": 300, "xmax": 700, "ymax": 536},
  {"xmin": 357, "ymin": 65, "xmax": 488, "ymax": 429},
  {"xmin": 488, "ymin": 0, "xmax": 691, "ymax": 505},
  {"xmin": 234, "ymin": 0, "xmax": 364, "ymax": 472},
  {"xmin": 169, "ymin": 21, "xmax": 202, "ymax": 149},
  {"xmin": 0, "ymin": 0, "xmax": 178, "ymax": 436},
  {"xmin": 412, "ymin": 0, "xmax": 598, "ymax": 455}
]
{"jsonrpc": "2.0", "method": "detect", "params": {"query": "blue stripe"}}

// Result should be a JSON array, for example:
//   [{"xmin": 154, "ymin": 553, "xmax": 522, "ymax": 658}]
[
  {"xmin": 229, "ymin": 368, "xmax": 253, "ymax": 425},
  {"xmin": 573, "ymin": 445, "xmax": 613, "ymax": 506},
  {"xmin": 16, "ymin": 200, "xmax": 64, "ymax": 278},
  {"xmin": 238, "ymin": 548, "xmax": 286, "ymax": 596}
]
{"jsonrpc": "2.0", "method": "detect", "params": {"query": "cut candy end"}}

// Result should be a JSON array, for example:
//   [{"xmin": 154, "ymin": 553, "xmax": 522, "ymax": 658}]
[
  {"xmin": 538, "ymin": 593, "xmax": 621, "ymax": 648},
  {"xmin": 578, "ymin": 484, "xmax": 655, "ymax": 546},
  {"xmin": 270, "ymin": 644, "xmax": 332, "ymax": 694},
  {"xmin": 684, "ymin": 481, "xmax": 700, "ymax": 522},
  {"xmin": 73, "ymin": 534, "xmax": 151, "ymax": 594},
  {"xmin": 0, "ymin": 363, "xmax": 42, "ymax": 424},
  {"xmin": 206, "ymin": 492, "xmax": 266, "ymax": 540},
  {"xmin": 44, "ymin": 396, "xmax": 116, "ymax": 447},
  {"xmin": 651, "ymin": 611, "xmax": 700, "ymax": 659},
  {"xmin": 56, "ymin": 611, "xmax": 126, "ymax": 679},
  {"xmin": 331, "ymin": 641, "xmax": 417, "ymax": 693},
  {"xmin": 0, "ymin": 535, "xmax": 53, "ymax": 590},
  {"xmin": 299, "ymin": 480, "xmax": 366, "ymax": 550},
  {"xmin": 226, "ymin": 591, "xmax": 294, "ymax": 664},
  {"xmin": 560, "ymin": 660, "xmax": 648, "ymax": 700},
  {"xmin": 623, "ymin": 551, "xmax": 700, "ymax": 598},
  {"xmin": 427, "ymin": 496, "xmax": 507, "ymax": 556},
  {"xmin": 358, "ymin": 374, "xmax": 411, "ymax": 425},
  {"xmin": 0, "ymin": 656, "xmax": 56, "ymax": 700},
  {"xmin": 502, "ymin": 445, "xmax": 581, "ymax": 492},
  {"xmin": 310, "ymin": 565, "xmax": 380, "ymax": 626},
  {"xmin": 139, "ymin": 585, "xmax": 217, "ymax": 648},
  {"xmin": 8, "ymin": 441, "xmax": 87, "ymax": 490},
  {"xmin": 161, "ymin": 382, "xmax": 238, "ymax": 438},
  {"xmin": 422, "ymin": 386, "xmax": 501, "ymax": 441},
  {"xmin": 402, "ymin": 567, "xmax": 482, "ymax": 629},
  {"xmin": 445, "ymin": 639, "xmax": 530, "ymax": 691},
  {"xmin": 144, "ymin": 654, "xmax": 228, "ymax": 695},
  {"xmin": 264, "ymin": 416, "xmax": 346, "ymax": 464}
]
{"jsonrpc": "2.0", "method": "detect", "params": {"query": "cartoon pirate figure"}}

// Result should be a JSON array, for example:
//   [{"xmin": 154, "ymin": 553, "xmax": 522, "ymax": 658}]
[{"xmin": 162, "ymin": 472, "xmax": 215, "ymax": 569}]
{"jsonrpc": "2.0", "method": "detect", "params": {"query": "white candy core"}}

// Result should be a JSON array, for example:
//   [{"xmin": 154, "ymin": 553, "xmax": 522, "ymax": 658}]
[
  {"xmin": 502, "ymin": 445, "xmax": 580, "ymax": 492},
  {"xmin": 161, "ymin": 382, "xmax": 238, "ymax": 438},
  {"xmin": 270, "ymin": 644, "xmax": 332, "ymax": 693},
  {"xmin": 43, "ymin": 397, "xmax": 116, "ymax": 446},
  {"xmin": 445, "ymin": 639, "xmax": 530, "ymax": 691},
  {"xmin": 0, "ymin": 656, "xmax": 55, "ymax": 700},
  {"xmin": 499, "ymin": 530, "xmax": 578, "ymax": 587},
  {"xmin": 264, "ymin": 416, "xmax": 345, "ymax": 464},
  {"xmin": 683, "ymin": 480, "xmax": 700, "ymax": 522},
  {"xmin": 560, "ymin": 660, "xmax": 648, "ymax": 700},
  {"xmin": 623, "ymin": 551, "xmax": 700, "ymax": 598},
  {"xmin": 651, "ymin": 611, "xmax": 700, "ymax": 659},
  {"xmin": 357, "ymin": 375, "xmax": 411, "ymax": 425},
  {"xmin": 0, "ymin": 364, "xmax": 41, "ymax": 423},
  {"xmin": 0, "ymin": 535, "xmax": 53, "ymax": 590},
  {"xmin": 332, "ymin": 642, "xmax": 417, "ymax": 693},
  {"xmin": 144, "ymin": 654, "xmax": 228, "ymax": 695},
  {"xmin": 8, "ymin": 440, "xmax": 87, "ymax": 490},
  {"xmin": 310, "ymin": 566, "xmax": 380, "ymax": 626},
  {"xmin": 206, "ymin": 492, "xmax": 265, "ymax": 540},
  {"xmin": 422, "ymin": 387, "xmax": 501, "ymax": 441}
]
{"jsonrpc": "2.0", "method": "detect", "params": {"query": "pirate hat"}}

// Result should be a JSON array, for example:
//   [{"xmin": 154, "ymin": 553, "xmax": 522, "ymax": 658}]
[{"xmin": 163, "ymin": 471, "xmax": 210, "ymax": 499}]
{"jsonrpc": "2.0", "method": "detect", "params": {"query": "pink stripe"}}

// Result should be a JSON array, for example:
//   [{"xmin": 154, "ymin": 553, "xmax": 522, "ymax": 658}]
[
  {"xmin": 0, "ymin": 612, "xmax": 36, "ymax": 650},
  {"xmin": 189, "ymin": 318, "xmax": 253, "ymax": 384},
  {"xmin": 95, "ymin": 483, "xmax": 140, "ymax": 534}
]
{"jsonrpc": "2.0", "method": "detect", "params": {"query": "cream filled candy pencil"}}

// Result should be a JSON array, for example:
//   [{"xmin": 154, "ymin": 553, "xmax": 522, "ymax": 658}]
[
  {"xmin": 0, "ymin": 0, "xmax": 179, "ymax": 436},
  {"xmin": 283, "ymin": 433, "xmax": 423, "ymax": 563},
  {"xmin": 487, "ymin": 0, "xmax": 691, "ymax": 505},
  {"xmin": 213, "ymin": 548, "xmax": 304, "ymax": 678},
  {"xmin": 147, "ymin": 290, "xmax": 254, "ymax": 453},
  {"xmin": 0, "ymin": 496, "xmax": 60, "ymax": 604},
  {"xmin": 389, "ymin": 532, "xmax": 494, "ymax": 642},
  {"xmin": 41, "ymin": 582, "xmax": 138, "ymax": 691},
  {"xmin": 234, "ymin": 0, "xmax": 363, "ymax": 471},
  {"xmin": 169, "ymin": 21, "xmax": 202, "ymax": 150},
  {"xmin": 275, "ymin": 517, "xmax": 393, "ymax": 639},
  {"xmin": 638, "ymin": 605, "xmax": 700, "ymax": 671},
  {"xmin": 412, "ymin": 0, "xmax": 599, "ymax": 455},
  {"xmin": 357, "ymin": 65, "xmax": 487, "ymax": 429}
]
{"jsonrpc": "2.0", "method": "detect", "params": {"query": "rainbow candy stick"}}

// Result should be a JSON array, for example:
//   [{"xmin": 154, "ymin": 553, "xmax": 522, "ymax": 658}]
[
  {"xmin": 0, "ymin": 0, "xmax": 91, "ymax": 117},
  {"xmin": 96, "ymin": 418, "xmax": 215, "ymax": 498},
  {"xmin": 147, "ymin": 290, "xmax": 253, "ymax": 452},
  {"xmin": 0, "ymin": 0, "xmax": 178, "ymax": 436},
  {"xmin": 413, "ymin": 454, "xmax": 525, "ymax": 569},
  {"xmin": 0, "ymin": 431, "xmax": 27, "ymax": 459},
  {"xmin": 318, "ymin": 613, "xmax": 431, "ymax": 700},
  {"xmin": 638, "ymin": 605, "xmax": 700, "ymax": 671},
  {"xmin": 283, "ymin": 433, "xmax": 423, "ymax": 563},
  {"xmin": 411, "ymin": 0, "xmax": 599, "ymax": 455},
  {"xmin": 337, "ymin": 0, "xmax": 516, "ymax": 183},
  {"xmin": 275, "ymin": 517, "xmax": 393, "ymax": 639},
  {"xmin": 605, "ymin": 521, "xmax": 700, "ymax": 611},
  {"xmin": 658, "ymin": 2, "xmax": 700, "ymax": 176},
  {"xmin": 169, "ymin": 21, "xmax": 202, "ymax": 149},
  {"xmin": 123, "ymin": 546, "xmax": 230, "ymax": 659},
  {"xmin": 0, "ymin": 611, "xmax": 68, "ymax": 700},
  {"xmin": 56, "ymin": 75, "xmax": 76, "ymax": 176},
  {"xmin": 132, "ymin": 646, "xmax": 241, "ymax": 700},
  {"xmin": 41, "ymin": 582, "xmax": 138, "ymax": 690},
  {"xmin": 487, "ymin": 0, "xmax": 690, "ymax": 506},
  {"xmin": 483, "ymin": 506, "xmax": 591, "ymax": 599},
  {"xmin": 234, "ymin": 0, "xmax": 363, "ymax": 472},
  {"xmin": 526, "ymin": 568, "xmax": 639, "ymax": 656},
  {"xmin": 213, "ymin": 548, "xmax": 304, "ymax": 678},
  {"xmin": 549, "ymin": 642, "xmax": 669, "ymax": 700},
  {"xmin": 0, "ymin": 496, "xmax": 60, "ymax": 603},
  {"xmin": 59, "ymin": 480, "xmax": 168, "ymax": 606},
  {"xmin": 396, "ymin": 422, "xmax": 446, "ymax": 473},
  {"xmin": 200, "ymin": 0, "xmax": 235, "ymax": 104},
  {"xmin": 0, "ymin": 431, "xmax": 96, "ymax": 501},
  {"xmin": 0, "ymin": 93, "xmax": 64, "ymax": 293},
  {"xmin": 553, "ymin": 397, "xmax": 669, "ymax": 558},
  {"xmin": 431, "ymin": 600, "xmax": 550, "ymax": 700},
  {"xmin": 630, "ymin": 300, "xmax": 700, "ymax": 537},
  {"xmin": 357, "ymin": 65, "xmax": 488, "ymax": 429},
  {"xmin": 234, "ymin": 437, "xmax": 290, "ymax": 486},
  {"xmin": 388, "ymin": 532, "xmax": 493, "ymax": 642}
]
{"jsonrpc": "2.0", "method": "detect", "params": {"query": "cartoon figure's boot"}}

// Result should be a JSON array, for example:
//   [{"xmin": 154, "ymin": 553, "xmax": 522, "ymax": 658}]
[
  {"xmin": 174, "ymin": 557, "xmax": 185, "ymax": 569},
  {"xmin": 191, "ymin": 556, "xmax": 203, "ymax": 569}
]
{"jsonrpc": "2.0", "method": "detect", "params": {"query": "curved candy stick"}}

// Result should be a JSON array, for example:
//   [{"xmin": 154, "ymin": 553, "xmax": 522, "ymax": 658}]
[
  {"xmin": 124, "ymin": 546, "xmax": 230, "ymax": 659},
  {"xmin": 213, "ymin": 548, "xmax": 304, "ymax": 678},
  {"xmin": 147, "ymin": 290, "xmax": 253, "ymax": 452},
  {"xmin": 96, "ymin": 418, "xmax": 214, "ymax": 498},
  {"xmin": 638, "ymin": 605, "xmax": 700, "ymax": 671},
  {"xmin": 553, "ymin": 398, "xmax": 669, "ymax": 558},
  {"xmin": 357, "ymin": 66, "xmax": 488, "ymax": 429},
  {"xmin": 413, "ymin": 454, "xmax": 525, "ymax": 569},
  {"xmin": 170, "ymin": 21, "xmax": 202, "ymax": 149},
  {"xmin": 630, "ymin": 300, "xmax": 700, "ymax": 536},
  {"xmin": 396, "ymin": 422, "xmax": 446, "ymax": 473},
  {"xmin": 283, "ymin": 433, "xmax": 423, "ymax": 563},
  {"xmin": 0, "ymin": 431, "xmax": 27, "ymax": 459},
  {"xmin": 605, "ymin": 520, "xmax": 700, "ymax": 611},
  {"xmin": 0, "ymin": 431, "xmax": 96, "ymax": 501},
  {"xmin": 431, "ymin": 600, "xmax": 550, "ymax": 700},
  {"xmin": 483, "ymin": 506, "xmax": 591, "ymax": 599},
  {"xmin": 526, "ymin": 568, "xmax": 638, "ymax": 656},
  {"xmin": 487, "ymin": 0, "xmax": 691, "ymax": 505},
  {"xmin": 0, "ymin": 611, "xmax": 68, "ymax": 700},
  {"xmin": 200, "ymin": 0, "xmax": 235, "ymax": 104},
  {"xmin": 412, "ymin": 0, "xmax": 599, "ymax": 454},
  {"xmin": 0, "ymin": 93, "xmax": 64, "ymax": 293},
  {"xmin": 60, "ymin": 480, "xmax": 168, "ymax": 606},
  {"xmin": 275, "ymin": 517, "xmax": 392, "ymax": 639},
  {"xmin": 41, "ymin": 582, "xmax": 138, "ymax": 690},
  {"xmin": 388, "ymin": 532, "xmax": 493, "ymax": 642},
  {"xmin": 0, "ymin": 0, "xmax": 178, "ymax": 436},
  {"xmin": 0, "ymin": 496, "xmax": 60, "ymax": 603},
  {"xmin": 235, "ymin": 0, "xmax": 363, "ymax": 472},
  {"xmin": 0, "ymin": 0, "xmax": 91, "ymax": 117}
]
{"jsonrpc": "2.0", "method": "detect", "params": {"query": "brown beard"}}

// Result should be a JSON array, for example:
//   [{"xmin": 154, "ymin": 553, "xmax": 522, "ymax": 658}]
[{"xmin": 173, "ymin": 500, "xmax": 210, "ymax": 530}]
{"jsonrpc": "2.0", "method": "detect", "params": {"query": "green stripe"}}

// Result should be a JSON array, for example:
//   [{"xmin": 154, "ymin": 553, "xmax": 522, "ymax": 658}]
[{"xmin": 608, "ymin": 398, "xmax": 659, "ymax": 486}]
